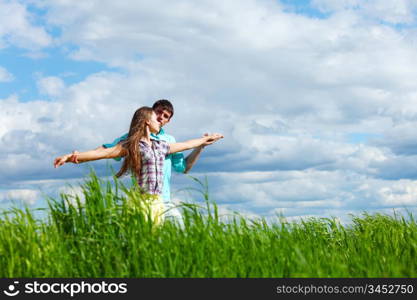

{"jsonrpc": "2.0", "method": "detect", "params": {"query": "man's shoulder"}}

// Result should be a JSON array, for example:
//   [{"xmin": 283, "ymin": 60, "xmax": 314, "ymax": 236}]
[{"xmin": 158, "ymin": 131, "xmax": 176, "ymax": 143}]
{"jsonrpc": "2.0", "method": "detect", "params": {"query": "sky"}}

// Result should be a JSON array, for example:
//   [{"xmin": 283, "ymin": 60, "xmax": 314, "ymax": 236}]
[{"xmin": 2, "ymin": 0, "xmax": 417, "ymax": 223}]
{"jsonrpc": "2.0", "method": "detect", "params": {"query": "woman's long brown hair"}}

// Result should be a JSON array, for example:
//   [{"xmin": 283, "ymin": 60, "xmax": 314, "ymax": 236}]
[{"xmin": 116, "ymin": 106, "xmax": 153, "ymax": 179}]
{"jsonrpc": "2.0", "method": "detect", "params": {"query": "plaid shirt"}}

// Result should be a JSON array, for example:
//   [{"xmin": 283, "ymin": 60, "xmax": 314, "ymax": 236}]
[{"xmin": 139, "ymin": 139, "xmax": 170, "ymax": 195}]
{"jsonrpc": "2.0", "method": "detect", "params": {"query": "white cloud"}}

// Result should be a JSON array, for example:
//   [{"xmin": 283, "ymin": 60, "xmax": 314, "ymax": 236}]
[
  {"xmin": 172, "ymin": 169, "xmax": 417, "ymax": 221},
  {"xmin": 0, "ymin": 66, "xmax": 14, "ymax": 82},
  {"xmin": 0, "ymin": 0, "xmax": 52, "ymax": 50},
  {"xmin": 0, "ymin": 189, "xmax": 40, "ymax": 205},
  {"xmin": 378, "ymin": 182, "xmax": 417, "ymax": 206},
  {"xmin": 37, "ymin": 76, "xmax": 65, "ymax": 97},
  {"xmin": 35, "ymin": 0, "xmax": 417, "ymax": 128}
]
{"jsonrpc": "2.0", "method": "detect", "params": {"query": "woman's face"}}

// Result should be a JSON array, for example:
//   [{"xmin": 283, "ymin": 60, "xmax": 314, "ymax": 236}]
[{"xmin": 147, "ymin": 111, "xmax": 161, "ymax": 134}]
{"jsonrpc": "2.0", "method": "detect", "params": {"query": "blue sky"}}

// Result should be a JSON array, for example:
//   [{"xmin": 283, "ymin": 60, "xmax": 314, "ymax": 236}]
[
  {"xmin": 2, "ymin": 0, "xmax": 417, "ymax": 223},
  {"xmin": 280, "ymin": 0, "xmax": 330, "ymax": 18},
  {"xmin": 0, "ymin": 46, "xmax": 118, "ymax": 101}
]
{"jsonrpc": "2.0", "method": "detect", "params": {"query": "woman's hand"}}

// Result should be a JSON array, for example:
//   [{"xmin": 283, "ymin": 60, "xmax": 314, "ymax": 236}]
[
  {"xmin": 168, "ymin": 133, "xmax": 224, "ymax": 154},
  {"xmin": 53, "ymin": 150, "xmax": 79, "ymax": 168},
  {"xmin": 202, "ymin": 133, "xmax": 224, "ymax": 146}
]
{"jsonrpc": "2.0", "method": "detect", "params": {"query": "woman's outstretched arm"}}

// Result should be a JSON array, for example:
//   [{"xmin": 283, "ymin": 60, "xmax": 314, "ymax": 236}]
[
  {"xmin": 168, "ymin": 133, "xmax": 223, "ymax": 154},
  {"xmin": 54, "ymin": 144, "xmax": 126, "ymax": 168}
]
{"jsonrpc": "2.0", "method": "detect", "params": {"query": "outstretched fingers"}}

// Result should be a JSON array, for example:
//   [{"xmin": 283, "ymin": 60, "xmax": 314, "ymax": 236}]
[
  {"xmin": 53, "ymin": 150, "xmax": 79, "ymax": 168},
  {"xmin": 204, "ymin": 133, "xmax": 224, "ymax": 146},
  {"xmin": 53, "ymin": 156, "xmax": 66, "ymax": 168}
]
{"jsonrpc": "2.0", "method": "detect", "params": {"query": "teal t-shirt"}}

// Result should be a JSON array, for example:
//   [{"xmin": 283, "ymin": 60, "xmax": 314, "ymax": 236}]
[{"xmin": 103, "ymin": 128, "xmax": 186, "ymax": 203}]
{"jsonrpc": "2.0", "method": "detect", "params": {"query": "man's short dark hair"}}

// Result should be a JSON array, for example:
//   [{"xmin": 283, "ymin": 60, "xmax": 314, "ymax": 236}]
[{"xmin": 152, "ymin": 99, "xmax": 174, "ymax": 118}]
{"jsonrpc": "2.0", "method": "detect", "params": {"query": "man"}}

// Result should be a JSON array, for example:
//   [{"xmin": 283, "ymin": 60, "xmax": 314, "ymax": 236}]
[{"xmin": 72, "ymin": 99, "xmax": 209, "ymax": 221}]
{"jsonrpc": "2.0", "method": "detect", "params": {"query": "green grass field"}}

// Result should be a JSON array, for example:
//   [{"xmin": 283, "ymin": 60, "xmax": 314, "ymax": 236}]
[{"xmin": 1, "ymin": 173, "xmax": 416, "ymax": 277}]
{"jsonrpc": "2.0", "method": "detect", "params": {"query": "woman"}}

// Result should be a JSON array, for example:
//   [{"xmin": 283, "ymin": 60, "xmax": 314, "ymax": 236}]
[{"xmin": 54, "ymin": 106, "xmax": 223, "ymax": 223}]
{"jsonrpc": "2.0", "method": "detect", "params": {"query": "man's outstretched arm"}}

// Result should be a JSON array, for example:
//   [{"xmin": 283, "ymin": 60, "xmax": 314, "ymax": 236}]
[
  {"xmin": 170, "ymin": 133, "xmax": 223, "ymax": 174},
  {"xmin": 184, "ymin": 146, "xmax": 204, "ymax": 174},
  {"xmin": 183, "ymin": 133, "xmax": 223, "ymax": 173}
]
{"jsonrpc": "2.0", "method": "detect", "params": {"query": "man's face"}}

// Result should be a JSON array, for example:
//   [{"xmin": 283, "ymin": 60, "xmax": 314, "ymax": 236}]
[{"xmin": 154, "ymin": 108, "xmax": 172, "ymax": 128}]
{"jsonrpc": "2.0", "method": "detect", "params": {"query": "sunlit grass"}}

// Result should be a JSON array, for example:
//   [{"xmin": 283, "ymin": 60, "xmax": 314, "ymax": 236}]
[{"xmin": 1, "ymin": 172, "xmax": 416, "ymax": 277}]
